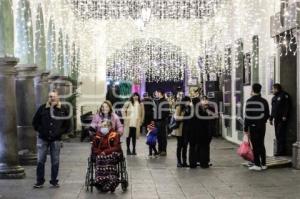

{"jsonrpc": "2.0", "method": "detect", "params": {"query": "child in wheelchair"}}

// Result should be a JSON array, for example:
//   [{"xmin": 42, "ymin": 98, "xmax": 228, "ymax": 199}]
[{"xmin": 91, "ymin": 119, "xmax": 123, "ymax": 192}]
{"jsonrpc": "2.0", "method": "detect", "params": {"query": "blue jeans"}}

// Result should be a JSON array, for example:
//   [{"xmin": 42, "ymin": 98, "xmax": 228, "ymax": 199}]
[{"xmin": 36, "ymin": 138, "xmax": 61, "ymax": 184}]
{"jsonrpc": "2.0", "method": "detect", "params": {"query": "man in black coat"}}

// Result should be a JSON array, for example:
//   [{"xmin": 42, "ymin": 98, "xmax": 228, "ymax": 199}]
[
  {"xmin": 269, "ymin": 83, "xmax": 290, "ymax": 156},
  {"xmin": 141, "ymin": 93, "xmax": 154, "ymax": 133},
  {"xmin": 32, "ymin": 90, "xmax": 70, "ymax": 188},
  {"xmin": 197, "ymin": 96, "xmax": 217, "ymax": 167},
  {"xmin": 244, "ymin": 84, "xmax": 270, "ymax": 171},
  {"xmin": 154, "ymin": 90, "xmax": 170, "ymax": 156},
  {"xmin": 188, "ymin": 94, "xmax": 205, "ymax": 168}
]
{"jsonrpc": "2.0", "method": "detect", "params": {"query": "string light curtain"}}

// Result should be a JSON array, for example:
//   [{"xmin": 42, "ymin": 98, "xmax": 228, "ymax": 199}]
[
  {"xmin": 106, "ymin": 38, "xmax": 187, "ymax": 83},
  {"xmin": 71, "ymin": 0, "xmax": 223, "ymax": 20}
]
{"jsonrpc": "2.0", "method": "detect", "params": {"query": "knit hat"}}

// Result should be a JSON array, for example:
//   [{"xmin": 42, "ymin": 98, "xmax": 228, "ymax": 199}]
[{"xmin": 147, "ymin": 121, "xmax": 155, "ymax": 131}]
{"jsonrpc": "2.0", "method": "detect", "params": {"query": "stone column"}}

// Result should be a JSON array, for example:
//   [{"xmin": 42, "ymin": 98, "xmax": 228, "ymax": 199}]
[
  {"xmin": 0, "ymin": 57, "xmax": 25, "ymax": 179},
  {"xmin": 15, "ymin": 64, "xmax": 38, "ymax": 165},
  {"xmin": 292, "ymin": 30, "xmax": 300, "ymax": 169},
  {"xmin": 34, "ymin": 72, "xmax": 50, "ymax": 109}
]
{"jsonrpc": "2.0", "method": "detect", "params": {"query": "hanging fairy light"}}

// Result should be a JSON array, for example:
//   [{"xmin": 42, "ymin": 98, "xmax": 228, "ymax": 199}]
[
  {"xmin": 106, "ymin": 38, "xmax": 187, "ymax": 82},
  {"xmin": 278, "ymin": 30, "xmax": 297, "ymax": 57},
  {"xmin": 71, "ymin": 0, "xmax": 223, "ymax": 20}
]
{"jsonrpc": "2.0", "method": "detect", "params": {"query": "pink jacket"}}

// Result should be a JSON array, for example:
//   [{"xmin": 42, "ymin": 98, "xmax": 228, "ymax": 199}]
[{"xmin": 90, "ymin": 113, "xmax": 124, "ymax": 134}]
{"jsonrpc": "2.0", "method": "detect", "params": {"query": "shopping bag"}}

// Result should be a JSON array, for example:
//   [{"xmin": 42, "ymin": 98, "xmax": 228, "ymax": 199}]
[{"xmin": 237, "ymin": 136, "xmax": 254, "ymax": 162}]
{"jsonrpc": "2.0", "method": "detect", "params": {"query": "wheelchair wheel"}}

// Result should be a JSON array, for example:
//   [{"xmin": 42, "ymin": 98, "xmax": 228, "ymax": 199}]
[
  {"xmin": 121, "ymin": 179, "xmax": 128, "ymax": 192},
  {"xmin": 90, "ymin": 160, "xmax": 94, "ymax": 192},
  {"xmin": 85, "ymin": 157, "xmax": 91, "ymax": 192},
  {"xmin": 85, "ymin": 157, "xmax": 95, "ymax": 192},
  {"xmin": 120, "ymin": 159, "xmax": 129, "ymax": 192}
]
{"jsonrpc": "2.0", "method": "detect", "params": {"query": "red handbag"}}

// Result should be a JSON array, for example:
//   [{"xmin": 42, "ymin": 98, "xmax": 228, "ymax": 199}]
[{"xmin": 237, "ymin": 135, "xmax": 254, "ymax": 162}]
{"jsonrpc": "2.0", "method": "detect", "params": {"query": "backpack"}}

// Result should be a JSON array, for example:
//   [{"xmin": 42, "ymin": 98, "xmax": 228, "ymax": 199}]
[{"xmin": 169, "ymin": 116, "xmax": 180, "ymax": 131}]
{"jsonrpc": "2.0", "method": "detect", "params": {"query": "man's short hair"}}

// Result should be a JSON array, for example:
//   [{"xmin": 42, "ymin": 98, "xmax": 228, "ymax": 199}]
[
  {"xmin": 252, "ymin": 83, "xmax": 262, "ymax": 94},
  {"xmin": 157, "ymin": 90, "xmax": 165, "ymax": 95},
  {"xmin": 143, "ymin": 92, "xmax": 149, "ymax": 98},
  {"xmin": 50, "ymin": 89, "xmax": 58, "ymax": 94},
  {"xmin": 273, "ymin": 83, "xmax": 282, "ymax": 91},
  {"xmin": 201, "ymin": 96, "xmax": 208, "ymax": 100},
  {"xmin": 182, "ymin": 96, "xmax": 191, "ymax": 102}
]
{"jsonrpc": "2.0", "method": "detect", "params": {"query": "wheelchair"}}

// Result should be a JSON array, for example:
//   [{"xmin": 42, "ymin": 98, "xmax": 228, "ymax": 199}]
[{"xmin": 85, "ymin": 145, "xmax": 129, "ymax": 193}]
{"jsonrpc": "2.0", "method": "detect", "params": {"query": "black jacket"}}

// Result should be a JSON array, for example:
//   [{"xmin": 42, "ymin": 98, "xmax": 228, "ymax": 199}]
[
  {"xmin": 244, "ymin": 95, "xmax": 270, "ymax": 132},
  {"xmin": 154, "ymin": 97, "xmax": 170, "ymax": 121},
  {"xmin": 270, "ymin": 91, "xmax": 290, "ymax": 121},
  {"xmin": 184, "ymin": 103, "xmax": 210, "ymax": 144},
  {"xmin": 32, "ymin": 102, "xmax": 70, "ymax": 141},
  {"xmin": 142, "ymin": 97, "xmax": 155, "ymax": 124}
]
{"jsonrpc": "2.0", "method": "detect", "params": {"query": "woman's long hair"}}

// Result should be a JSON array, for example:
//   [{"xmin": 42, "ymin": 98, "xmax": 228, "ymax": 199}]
[
  {"xmin": 180, "ymin": 96, "xmax": 191, "ymax": 111},
  {"xmin": 99, "ymin": 100, "xmax": 113, "ymax": 117},
  {"xmin": 130, "ymin": 92, "xmax": 141, "ymax": 105}
]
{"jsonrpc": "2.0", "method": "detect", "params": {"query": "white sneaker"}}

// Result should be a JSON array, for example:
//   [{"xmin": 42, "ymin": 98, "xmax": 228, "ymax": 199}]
[
  {"xmin": 249, "ymin": 166, "xmax": 262, "ymax": 171},
  {"xmin": 261, "ymin": 166, "xmax": 268, "ymax": 170}
]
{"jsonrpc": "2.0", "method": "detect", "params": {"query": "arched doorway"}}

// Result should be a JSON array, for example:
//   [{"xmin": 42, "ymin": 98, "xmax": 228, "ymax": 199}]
[{"xmin": 106, "ymin": 38, "xmax": 190, "ymax": 99}]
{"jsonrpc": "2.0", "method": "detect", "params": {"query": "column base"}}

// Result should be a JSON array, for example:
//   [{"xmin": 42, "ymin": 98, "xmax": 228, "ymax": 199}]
[
  {"xmin": 292, "ymin": 142, "xmax": 300, "ymax": 169},
  {"xmin": 0, "ymin": 164, "xmax": 25, "ymax": 179},
  {"xmin": 19, "ymin": 152, "xmax": 37, "ymax": 166}
]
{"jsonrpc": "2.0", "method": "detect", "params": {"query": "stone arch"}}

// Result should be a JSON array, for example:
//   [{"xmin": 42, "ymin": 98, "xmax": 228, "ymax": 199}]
[
  {"xmin": 106, "ymin": 38, "xmax": 190, "ymax": 83},
  {"xmin": 46, "ymin": 17, "xmax": 56, "ymax": 72},
  {"xmin": 15, "ymin": 0, "xmax": 34, "ymax": 64},
  {"xmin": 0, "ymin": 0, "xmax": 14, "ymax": 57},
  {"xmin": 35, "ymin": 3, "xmax": 46, "ymax": 71}
]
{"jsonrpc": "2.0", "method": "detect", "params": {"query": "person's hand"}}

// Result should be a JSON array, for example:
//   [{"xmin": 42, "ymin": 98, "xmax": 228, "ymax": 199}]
[
  {"xmin": 100, "ymin": 152, "xmax": 106, "ymax": 156},
  {"xmin": 282, "ymin": 117, "xmax": 287, "ymax": 121}
]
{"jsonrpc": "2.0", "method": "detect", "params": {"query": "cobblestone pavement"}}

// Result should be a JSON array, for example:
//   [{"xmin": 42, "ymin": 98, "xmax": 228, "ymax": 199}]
[{"xmin": 1, "ymin": 137, "xmax": 300, "ymax": 199}]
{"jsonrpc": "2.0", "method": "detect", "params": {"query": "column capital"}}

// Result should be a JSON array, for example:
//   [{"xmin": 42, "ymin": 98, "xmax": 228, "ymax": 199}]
[
  {"xmin": 0, "ymin": 57, "xmax": 19, "ymax": 75},
  {"xmin": 34, "ymin": 71, "xmax": 50, "ymax": 84},
  {"xmin": 15, "ymin": 64, "xmax": 38, "ymax": 78}
]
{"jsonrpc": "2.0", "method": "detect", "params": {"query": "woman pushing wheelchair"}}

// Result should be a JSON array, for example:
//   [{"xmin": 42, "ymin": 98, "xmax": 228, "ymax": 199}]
[{"xmin": 86, "ymin": 101, "xmax": 128, "ymax": 193}]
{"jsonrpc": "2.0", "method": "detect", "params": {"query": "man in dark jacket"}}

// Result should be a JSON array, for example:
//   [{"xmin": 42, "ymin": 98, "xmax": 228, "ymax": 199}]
[
  {"xmin": 141, "ymin": 92, "xmax": 154, "ymax": 133},
  {"xmin": 32, "ymin": 90, "xmax": 70, "ymax": 188},
  {"xmin": 197, "ymin": 96, "xmax": 217, "ymax": 168},
  {"xmin": 269, "ymin": 83, "xmax": 290, "ymax": 156},
  {"xmin": 154, "ymin": 90, "xmax": 170, "ymax": 156},
  {"xmin": 244, "ymin": 84, "xmax": 270, "ymax": 171}
]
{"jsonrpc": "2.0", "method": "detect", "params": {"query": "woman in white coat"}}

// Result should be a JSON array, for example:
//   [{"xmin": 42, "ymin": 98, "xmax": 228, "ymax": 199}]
[{"xmin": 122, "ymin": 92, "xmax": 144, "ymax": 155}]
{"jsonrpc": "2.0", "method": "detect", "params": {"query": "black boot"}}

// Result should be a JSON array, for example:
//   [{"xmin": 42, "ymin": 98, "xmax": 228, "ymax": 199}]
[
  {"xmin": 182, "ymin": 159, "xmax": 189, "ymax": 167},
  {"xmin": 177, "ymin": 158, "xmax": 183, "ymax": 168},
  {"xmin": 126, "ymin": 137, "xmax": 131, "ymax": 155},
  {"xmin": 132, "ymin": 149, "xmax": 137, "ymax": 155},
  {"xmin": 177, "ymin": 162, "xmax": 183, "ymax": 168},
  {"xmin": 127, "ymin": 149, "xmax": 132, "ymax": 155}
]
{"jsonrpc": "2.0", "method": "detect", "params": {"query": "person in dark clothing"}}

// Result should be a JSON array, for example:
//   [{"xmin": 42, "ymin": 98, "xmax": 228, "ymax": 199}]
[
  {"xmin": 269, "ymin": 83, "xmax": 290, "ymax": 156},
  {"xmin": 244, "ymin": 84, "xmax": 270, "ymax": 171},
  {"xmin": 154, "ymin": 90, "xmax": 170, "ymax": 156},
  {"xmin": 172, "ymin": 96, "xmax": 191, "ymax": 167},
  {"xmin": 32, "ymin": 90, "xmax": 70, "ymax": 188},
  {"xmin": 142, "ymin": 93, "xmax": 155, "ymax": 133},
  {"xmin": 198, "ymin": 96, "xmax": 217, "ymax": 167},
  {"xmin": 192, "ymin": 97, "xmax": 213, "ymax": 169},
  {"xmin": 188, "ymin": 95, "xmax": 204, "ymax": 168},
  {"xmin": 181, "ymin": 97, "xmax": 193, "ymax": 165}
]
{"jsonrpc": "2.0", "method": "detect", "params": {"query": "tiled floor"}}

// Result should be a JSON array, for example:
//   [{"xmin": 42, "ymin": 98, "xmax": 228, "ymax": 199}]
[{"xmin": 1, "ymin": 136, "xmax": 300, "ymax": 199}]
